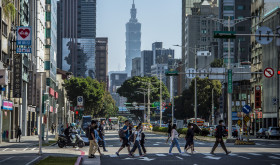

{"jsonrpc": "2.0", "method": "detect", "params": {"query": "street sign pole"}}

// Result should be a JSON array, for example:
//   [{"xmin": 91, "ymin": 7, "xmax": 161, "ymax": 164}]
[
  {"xmin": 160, "ymin": 72, "xmax": 162, "ymax": 127},
  {"xmin": 227, "ymin": 16, "xmax": 233, "ymax": 139},
  {"xmin": 194, "ymin": 45, "xmax": 198, "ymax": 125}
]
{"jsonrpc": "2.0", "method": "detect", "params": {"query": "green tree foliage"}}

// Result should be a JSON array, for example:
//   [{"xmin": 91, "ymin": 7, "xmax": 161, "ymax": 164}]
[
  {"xmin": 118, "ymin": 116, "xmax": 128, "ymax": 123},
  {"xmin": 210, "ymin": 59, "xmax": 224, "ymax": 68},
  {"xmin": 64, "ymin": 77, "xmax": 105, "ymax": 116},
  {"xmin": 98, "ymin": 92, "xmax": 118, "ymax": 118},
  {"xmin": 2, "ymin": 0, "xmax": 16, "ymax": 19},
  {"xmin": 171, "ymin": 78, "xmax": 222, "ymax": 121},
  {"xmin": 117, "ymin": 76, "xmax": 170, "ymax": 119},
  {"xmin": 117, "ymin": 76, "xmax": 170, "ymax": 103}
]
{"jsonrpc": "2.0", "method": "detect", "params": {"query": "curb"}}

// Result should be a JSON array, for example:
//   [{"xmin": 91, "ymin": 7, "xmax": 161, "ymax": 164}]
[{"xmin": 75, "ymin": 156, "xmax": 83, "ymax": 165}]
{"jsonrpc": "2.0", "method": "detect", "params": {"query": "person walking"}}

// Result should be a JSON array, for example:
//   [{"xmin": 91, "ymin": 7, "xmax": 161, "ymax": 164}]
[
  {"xmin": 138, "ymin": 123, "xmax": 146, "ymax": 155},
  {"xmin": 51, "ymin": 123, "xmax": 55, "ymax": 134},
  {"xmin": 88, "ymin": 120, "xmax": 99, "ymax": 158},
  {"xmin": 184, "ymin": 123, "xmax": 194, "ymax": 154},
  {"xmin": 166, "ymin": 121, "xmax": 172, "ymax": 143},
  {"xmin": 16, "ymin": 126, "xmax": 22, "ymax": 142},
  {"xmin": 94, "ymin": 124, "xmax": 103, "ymax": 156},
  {"xmin": 99, "ymin": 120, "xmax": 108, "ymax": 152},
  {"xmin": 210, "ymin": 120, "xmax": 231, "ymax": 155},
  {"xmin": 169, "ymin": 124, "xmax": 183, "ymax": 155},
  {"xmin": 116, "ymin": 120, "xmax": 132, "ymax": 157},
  {"xmin": 130, "ymin": 126, "xmax": 144, "ymax": 157}
]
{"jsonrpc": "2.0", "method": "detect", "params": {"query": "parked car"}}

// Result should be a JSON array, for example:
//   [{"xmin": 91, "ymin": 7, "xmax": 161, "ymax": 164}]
[
  {"xmin": 265, "ymin": 127, "xmax": 280, "ymax": 139},
  {"xmin": 256, "ymin": 128, "xmax": 267, "ymax": 138}
]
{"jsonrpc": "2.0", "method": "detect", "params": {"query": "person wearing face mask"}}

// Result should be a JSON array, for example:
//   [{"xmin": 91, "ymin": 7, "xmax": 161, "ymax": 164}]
[{"xmin": 210, "ymin": 120, "xmax": 231, "ymax": 155}]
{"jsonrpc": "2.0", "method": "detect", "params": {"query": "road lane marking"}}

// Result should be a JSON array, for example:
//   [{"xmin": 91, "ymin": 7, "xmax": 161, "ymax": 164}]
[
  {"xmin": 247, "ymin": 153, "xmax": 261, "ymax": 156},
  {"xmin": 23, "ymin": 148, "xmax": 28, "ymax": 151},
  {"xmin": 238, "ymin": 156, "xmax": 250, "ymax": 160},
  {"xmin": 269, "ymin": 156, "xmax": 280, "ymax": 160},
  {"xmin": 176, "ymin": 156, "xmax": 183, "ymax": 160},
  {"xmin": 138, "ymin": 157, "xmax": 155, "ymax": 161},
  {"xmin": 0, "ymin": 156, "xmax": 14, "ymax": 163},
  {"xmin": 153, "ymin": 144, "xmax": 159, "ymax": 145},
  {"xmin": 12, "ymin": 150, "xmax": 16, "ymax": 151},
  {"xmin": 31, "ymin": 148, "xmax": 36, "ymax": 150},
  {"xmin": 109, "ymin": 155, "xmax": 118, "ymax": 157},
  {"xmin": 202, "ymin": 153, "xmax": 212, "ymax": 156},
  {"xmin": 155, "ymin": 154, "xmax": 167, "ymax": 157},
  {"xmin": 3, "ymin": 148, "xmax": 9, "ymax": 151},
  {"xmin": 25, "ymin": 156, "xmax": 41, "ymax": 165},
  {"xmin": 204, "ymin": 156, "xmax": 221, "ymax": 160},
  {"xmin": 273, "ymin": 153, "xmax": 280, "ymax": 156}
]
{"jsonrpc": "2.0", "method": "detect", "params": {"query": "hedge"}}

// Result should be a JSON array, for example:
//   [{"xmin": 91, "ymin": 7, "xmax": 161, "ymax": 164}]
[{"xmin": 153, "ymin": 127, "xmax": 210, "ymax": 136}]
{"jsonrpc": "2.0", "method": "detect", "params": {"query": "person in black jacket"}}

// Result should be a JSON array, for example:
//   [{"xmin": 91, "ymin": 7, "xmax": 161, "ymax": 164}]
[
  {"xmin": 138, "ymin": 123, "xmax": 146, "ymax": 155},
  {"xmin": 16, "ymin": 126, "xmax": 22, "ymax": 142},
  {"xmin": 99, "ymin": 120, "xmax": 108, "ymax": 152},
  {"xmin": 184, "ymin": 123, "xmax": 194, "ymax": 154},
  {"xmin": 166, "ymin": 121, "xmax": 172, "ymax": 143},
  {"xmin": 210, "ymin": 120, "xmax": 231, "ymax": 155}
]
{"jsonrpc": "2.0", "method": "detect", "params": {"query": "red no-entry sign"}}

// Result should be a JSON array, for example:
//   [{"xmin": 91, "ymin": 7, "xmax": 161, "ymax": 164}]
[{"xmin": 264, "ymin": 68, "xmax": 274, "ymax": 78}]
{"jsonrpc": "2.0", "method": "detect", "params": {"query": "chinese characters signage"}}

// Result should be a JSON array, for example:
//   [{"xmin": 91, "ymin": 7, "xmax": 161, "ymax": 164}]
[
  {"xmin": 2, "ymin": 100, "xmax": 13, "ymax": 110},
  {"xmin": 16, "ymin": 27, "xmax": 32, "ymax": 45},
  {"xmin": 13, "ymin": 54, "xmax": 22, "ymax": 98}
]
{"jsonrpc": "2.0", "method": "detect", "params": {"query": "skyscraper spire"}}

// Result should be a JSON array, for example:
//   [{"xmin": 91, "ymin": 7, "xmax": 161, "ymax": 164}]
[{"xmin": 130, "ymin": 0, "xmax": 137, "ymax": 20}]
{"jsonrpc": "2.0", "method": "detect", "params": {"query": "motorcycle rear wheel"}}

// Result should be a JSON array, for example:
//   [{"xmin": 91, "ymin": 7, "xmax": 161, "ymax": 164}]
[{"xmin": 78, "ymin": 141, "xmax": 85, "ymax": 148}]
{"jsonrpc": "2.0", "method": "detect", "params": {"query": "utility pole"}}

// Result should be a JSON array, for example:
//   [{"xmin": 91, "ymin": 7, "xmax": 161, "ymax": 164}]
[
  {"xmin": 171, "ymin": 76, "xmax": 174, "ymax": 126},
  {"xmin": 194, "ymin": 45, "xmax": 197, "ymax": 125},
  {"xmin": 147, "ymin": 82, "xmax": 151, "ymax": 124},
  {"xmin": 143, "ymin": 92, "xmax": 146, "ymax": 123},
  {"xmin": 227, "ymin": 16, "xmax": 233, "ymax": 138},
  {"xmin": 277, "ymin": 26, "xmax": 280, "ymax": 128},
  {"xmin": 160, "ymin": 73, "xmax": 162, "ymax": 126},
  {"xmin": 45, "ymin": 99, "xmax": 49, "ymax": 143},
  {"xmin": 212, "ymin": 88, "xmax": 214, "ymax": 125}
]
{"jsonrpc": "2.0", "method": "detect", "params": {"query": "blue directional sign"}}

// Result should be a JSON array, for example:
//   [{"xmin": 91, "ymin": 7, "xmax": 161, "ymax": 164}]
[{"xmin": 242, "ymin": 105, "xmax": 251, "ymax": 114}]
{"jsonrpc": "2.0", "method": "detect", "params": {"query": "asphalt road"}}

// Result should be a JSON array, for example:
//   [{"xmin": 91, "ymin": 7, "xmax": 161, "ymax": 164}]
[{"xmin": 94, "ymin": 130, "xmax": 280, "ymax": 165}]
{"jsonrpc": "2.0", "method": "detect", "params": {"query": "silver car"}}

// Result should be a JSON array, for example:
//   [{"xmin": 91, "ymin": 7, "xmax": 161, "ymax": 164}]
[{"xmin": 265, "ymin": 127, "xmax": 280, "ymax": 139}]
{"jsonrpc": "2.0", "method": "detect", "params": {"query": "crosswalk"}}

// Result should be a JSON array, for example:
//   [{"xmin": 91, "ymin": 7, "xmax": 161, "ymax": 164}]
[
  {"xmin": 107, "ymin": 152, "xmax": 280, "ymax": 161},
  {"xmin": 0, "ymin": 147, "xmax": 39, "ymax": 152}
]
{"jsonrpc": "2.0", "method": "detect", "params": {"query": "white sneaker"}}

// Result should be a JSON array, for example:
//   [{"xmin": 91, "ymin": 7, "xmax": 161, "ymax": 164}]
[
  {"xmin": 193, "ymin": 150, "xmax": 198, "ymax": 153},
  {"xmin": 168, "ymin": 153, "xmax": 173, "ymax": 156}
]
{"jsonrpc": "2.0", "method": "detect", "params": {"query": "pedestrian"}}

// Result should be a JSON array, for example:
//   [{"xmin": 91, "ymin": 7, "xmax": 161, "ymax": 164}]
[
  {"xmin": 16, "ymin": 126, "xmax": 22, "ymax": 142},
  {"xmin": 88, "ymin": 120, "xmax": 99, "ymax": 158},
  {"xmin": 60, "ymin": 125, "xmax": 64, "ymax": 135},
  {"xmin": 184, "ymin": 123, "xmax": 194, "ymax": 154},
  {"xmin": 51, "ymin": 123, "xmax": 55, "ymax": 134},
  {"xmin": 116, "ymin": 120, "xmax": 132, "ymax": 157},
  {"xmin": 129, "ymin": 122, "xmax": 133, "ymax": 135},
  {"xmin": 138, "ymin": 123, "xmax": 146, "ymax": 155},
  {"xmin": 94, "ymin": 124, "xmax": 103, "ymax": 156},
  {"xmin": 99, "ymin": 120, "xmax": 108, "ymax": 152},
  {"xmin": 130, "ymin": 126, "xmax": 144, "ymax": 157},
  {"xmin": 168, "ymin": 124, "xmax": 183, "ymax": 155},
  {"xmin": 210, "ymin": 120, "xmax": 231, "ymax": 155},
  {"xmin": 166, "ymin": 120, "xmax": 172, "ymax": 143}
]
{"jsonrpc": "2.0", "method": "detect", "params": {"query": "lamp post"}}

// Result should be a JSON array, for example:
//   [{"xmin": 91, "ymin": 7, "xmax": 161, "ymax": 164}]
[
  {"xmin": 206, "ymin": 16, "xmax": 257, "ymax": 138},
  {"xmin": 44, "ymin": 97, "xmax": 49, "ymax": 143}
]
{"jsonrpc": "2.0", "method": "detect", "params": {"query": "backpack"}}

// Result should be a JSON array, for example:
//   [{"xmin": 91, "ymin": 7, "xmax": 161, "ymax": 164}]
[{"xmin": 118, "ymin": 129, "xmax": 126, "ymax": 138}]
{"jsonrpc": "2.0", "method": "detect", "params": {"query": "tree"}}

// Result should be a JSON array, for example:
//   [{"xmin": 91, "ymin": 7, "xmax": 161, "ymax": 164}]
[
  {"xmin": 117, "ymin": 76, "xmax": 170, "ymax": 119},
  {"xmin": 64, "ymin": 77, "xmax": 105, "ymax": 116},
  {"xmin": 210, "ymin": 59, "xmax": 224, "ymax": 68},
  {"xmin": 117, "ymin": 76, "xmax": 170, "ymax": 103},
  {"xmin": 173, "ymin": 78, "xmax": 222, "ymax": 121},
  {"xmin": 97, "ymin": 92, "xmax": 118, "ymax": 118}
]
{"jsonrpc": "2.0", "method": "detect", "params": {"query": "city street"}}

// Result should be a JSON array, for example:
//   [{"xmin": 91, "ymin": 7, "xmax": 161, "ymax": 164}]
[{"xmin": 1, "ymin": 130, "xmax": 280, "ymax": 164}]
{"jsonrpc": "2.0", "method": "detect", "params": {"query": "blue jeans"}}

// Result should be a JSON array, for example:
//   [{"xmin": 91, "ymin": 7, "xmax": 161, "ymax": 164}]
[
  {"xmin": 169, "ymin": 138, "xmax": 181, "ymax": 153},
  {"xmin": 102, "ymin": 135, "xmax": 107, "ymax": 150}
]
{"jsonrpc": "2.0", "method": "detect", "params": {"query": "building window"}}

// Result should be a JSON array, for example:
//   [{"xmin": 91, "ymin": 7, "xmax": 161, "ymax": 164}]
[
  {"xmin": 202, "ymin": 20, "xmax": 206, "ymax": 26},
  {"xmin": 237, "ymin": 26, "xmax": 246, "ymax": 31},
  {"xmin": 237, "ymin": 5, "xmax": 245, "ymax": 10},
  {"xmin": 237, "ymin": 16, "xmax": 244, "ymax": 20},
  {"xmin": 115, "ymin": 75, "xmax": 119, "ymax": 80},
  {"xmin": 223, "ymin": 16, "xmax": 234, "ymax": 20},
  {"xmin": 201, "ymin": 37, "xmax": 206, "ymax": 42},
  {"xmin": 223, "ymin": 6, "xmax": 234, "ymax": 11},
  {"xmin": 201, "ymin": 29, "xmax": 207, "ymax": 34},
  {"xmin": 2, "ymin": 22, "xmax": 8, "ymax": 37}
]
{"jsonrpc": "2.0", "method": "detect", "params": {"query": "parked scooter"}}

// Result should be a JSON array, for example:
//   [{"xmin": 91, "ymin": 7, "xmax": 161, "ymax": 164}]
[{"xmin": 57, "ymin": 129, "xmax": 85, "ymax": 148}]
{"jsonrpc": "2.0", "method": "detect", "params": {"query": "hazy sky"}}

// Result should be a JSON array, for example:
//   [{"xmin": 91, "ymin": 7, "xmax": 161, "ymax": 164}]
[{"xmin": 97, "ymin": 0, "xmax": 181, "ymax": 72}]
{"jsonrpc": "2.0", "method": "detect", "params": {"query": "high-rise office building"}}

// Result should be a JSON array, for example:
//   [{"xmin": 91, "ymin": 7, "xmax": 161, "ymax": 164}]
[
  {"xmin": 125, "ymin": 1, "xmax": 141, "ymax": 77},
  {"xmin": 141, "ymin": 50, "xmax": 153, "ymax": 77},
  {"xmin": 218, "ymin": 0, "xmax": 251, "ymax": 65},
  {"xmin": 131, "ymin": 57, "xmax": 141, "ymax": 77},
  {"xmin": 152, "ymin": 42, "xmax": 174, "ymax": 65},
  {"xmin": 57, "ymin": 0, "xmax": 96, "ymax": 78},
  {"xmin": 95, "ymin": 37, "xmax": 108, "ymax": 84}
]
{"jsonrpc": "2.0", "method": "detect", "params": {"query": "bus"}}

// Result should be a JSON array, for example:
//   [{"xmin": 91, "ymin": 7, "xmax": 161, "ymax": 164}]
[{"xmin": 187, "ymin": 118, "xmax": 205, "ymax": 127}]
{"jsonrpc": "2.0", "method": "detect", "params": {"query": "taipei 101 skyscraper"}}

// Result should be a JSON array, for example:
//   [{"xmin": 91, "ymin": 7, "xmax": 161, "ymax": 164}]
[{"xmin": 125, "ymin": 0, "xmax": 141, "ymax": 77}]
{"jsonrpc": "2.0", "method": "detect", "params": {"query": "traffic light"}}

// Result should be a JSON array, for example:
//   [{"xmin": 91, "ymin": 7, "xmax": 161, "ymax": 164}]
[
  {"xmin": 255, "ymin": 86, "xmax": 261, "ymax": 108},
  {"xmin": 75, "ymin": 111, "xmax": 79, "ymax": 115}
]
